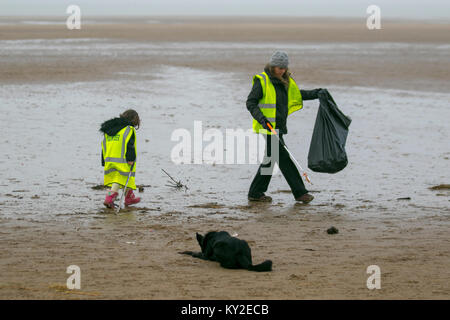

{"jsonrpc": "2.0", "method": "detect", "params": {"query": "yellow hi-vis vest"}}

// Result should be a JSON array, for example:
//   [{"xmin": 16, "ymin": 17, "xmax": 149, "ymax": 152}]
[
  {"xmin": 102, "ymin": 126, "xmax": 137, "ymax": 190},
  {"xmin": 252, "ymin": 72, "xmax": 303, "ymax": 134}
]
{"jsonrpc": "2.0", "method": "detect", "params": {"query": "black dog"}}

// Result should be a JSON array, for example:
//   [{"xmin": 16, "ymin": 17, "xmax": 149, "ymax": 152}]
[{"xmin": 179, "ymin": 231, "xmax": 272, "ymax": 272}]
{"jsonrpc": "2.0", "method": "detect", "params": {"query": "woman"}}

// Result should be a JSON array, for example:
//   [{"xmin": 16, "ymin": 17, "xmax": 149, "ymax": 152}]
[{"xmin": 246, "ymin": 51, "xmax": 321, "ymax": 203}]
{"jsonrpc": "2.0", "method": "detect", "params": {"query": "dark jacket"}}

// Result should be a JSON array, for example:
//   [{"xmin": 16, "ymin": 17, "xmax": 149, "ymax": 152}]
[
  {"xmin": 100, "ymin": 117, "xmax": 136, "ymax": 166},
  {"xmin": 246, "ymin": 66, "xmax": 321, "ymax": 134}
]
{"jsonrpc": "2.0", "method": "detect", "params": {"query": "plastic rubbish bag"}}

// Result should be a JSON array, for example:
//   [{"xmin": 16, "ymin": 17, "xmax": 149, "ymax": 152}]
[{"xmin": 307, "ymin": 89, "xmax": 351, "ymax": 173}]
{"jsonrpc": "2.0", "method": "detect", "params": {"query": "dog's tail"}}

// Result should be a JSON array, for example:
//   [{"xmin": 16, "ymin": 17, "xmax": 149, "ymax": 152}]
[
  {"xmin": 238, "ymin": 255, "xmax": 272, "ymax": 272},
  {"xmin": 248, "ymin": 260, "xmax": 272, "ymax": 272}
]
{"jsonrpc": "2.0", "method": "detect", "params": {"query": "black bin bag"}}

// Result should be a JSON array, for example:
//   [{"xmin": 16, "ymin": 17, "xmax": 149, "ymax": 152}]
[{"xmin": 307, "ymin": 89, "xmax": 351, "ymax": 173}]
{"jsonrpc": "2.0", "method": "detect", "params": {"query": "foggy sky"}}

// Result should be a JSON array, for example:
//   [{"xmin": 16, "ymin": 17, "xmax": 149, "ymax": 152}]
[{"xmin": 1, "ymin": 0, "xmax": 449, "ymax": 20}]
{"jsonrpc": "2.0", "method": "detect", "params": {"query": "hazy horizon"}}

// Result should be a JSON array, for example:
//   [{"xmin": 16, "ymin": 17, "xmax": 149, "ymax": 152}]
[{"xmin": 1, "ymin": 0, "xmax": 449, "ymax": 20}]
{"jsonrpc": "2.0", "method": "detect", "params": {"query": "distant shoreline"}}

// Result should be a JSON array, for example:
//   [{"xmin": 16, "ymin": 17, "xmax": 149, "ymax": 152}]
[{"xmin": 1, "ymin": 15, "xmax": 449, "ymax": 24}]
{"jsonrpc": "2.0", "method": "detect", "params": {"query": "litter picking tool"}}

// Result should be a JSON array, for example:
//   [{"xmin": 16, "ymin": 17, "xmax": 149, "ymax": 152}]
[
  {"xmin": 116, "ymin": 162, "xmax": 135, "ymax": 214},
  {"xmin": 266, "ymin": 122, "xmax": 312, "ymax": 185}
]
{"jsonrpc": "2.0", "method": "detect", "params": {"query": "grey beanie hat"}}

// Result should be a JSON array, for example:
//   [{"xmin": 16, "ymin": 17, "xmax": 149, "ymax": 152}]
[{"xmin": 269, "ymin": 51, "xmax": 289, "ymax": 68}]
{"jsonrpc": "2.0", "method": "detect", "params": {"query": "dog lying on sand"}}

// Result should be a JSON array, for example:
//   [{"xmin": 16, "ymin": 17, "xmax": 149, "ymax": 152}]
[{"xmin": 179, "ymin": 231, "xmax": 272, "ymax": 272}]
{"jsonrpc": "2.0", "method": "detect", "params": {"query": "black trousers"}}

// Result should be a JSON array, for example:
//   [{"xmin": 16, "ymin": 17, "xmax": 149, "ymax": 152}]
[{"xmin": 248, "ymin": 134, "xmax": 308, "ymax": 199}]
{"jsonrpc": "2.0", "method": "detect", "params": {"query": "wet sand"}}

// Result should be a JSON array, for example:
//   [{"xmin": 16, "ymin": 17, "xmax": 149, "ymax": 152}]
[
  {"xmin": 1, "ymin": 16, "xmax": 449, "ymax": 92},
  {"xmin": 1, "ymin": 208, "xmax": 449, "ymax": 299},
  {"xmin": 0, "ymin": 17, "xmax": 449, "ymax": 299}
]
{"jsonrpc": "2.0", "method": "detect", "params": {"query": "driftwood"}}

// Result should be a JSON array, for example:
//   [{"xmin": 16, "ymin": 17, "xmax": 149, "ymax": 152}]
[{"xmin": 162, "ymin": 169, "xmax": 189, "ymax": 192}]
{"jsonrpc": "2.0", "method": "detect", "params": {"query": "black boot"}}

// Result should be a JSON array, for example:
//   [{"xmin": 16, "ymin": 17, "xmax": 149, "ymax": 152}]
[
  {"xmin": 248, "ymin": 193, "xmax": 273, "ymax": 202},
  {"xmin": 295, "ymin": 193, "xmax": 314, "ymax": 204}
]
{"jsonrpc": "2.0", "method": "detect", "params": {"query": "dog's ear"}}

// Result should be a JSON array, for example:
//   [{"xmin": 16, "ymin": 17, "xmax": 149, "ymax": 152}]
[{"xmin": 196, "ymin": 233, "xmax": 204, "ymax": 247}]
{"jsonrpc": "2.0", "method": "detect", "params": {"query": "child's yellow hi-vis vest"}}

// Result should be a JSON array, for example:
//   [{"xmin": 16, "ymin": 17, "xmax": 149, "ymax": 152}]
[{"xmin": 102, "ymin": 126, "xmax": 137, "ymax": 189}]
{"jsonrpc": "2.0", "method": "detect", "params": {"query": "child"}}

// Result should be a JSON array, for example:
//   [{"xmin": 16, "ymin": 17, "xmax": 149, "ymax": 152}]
[{"xmin": 100, "ymin": 109, "xmax": 141, "ymax": 208}]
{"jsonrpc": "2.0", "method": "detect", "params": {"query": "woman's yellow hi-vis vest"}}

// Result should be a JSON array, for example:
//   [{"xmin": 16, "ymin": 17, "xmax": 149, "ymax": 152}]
[
  {"xmin": 252, "ymin": 72, "xmax": 303, "ymax": 134},
  {"xmin": 102, "ymin": 126, "xmax": 137, "ymax": 190}
]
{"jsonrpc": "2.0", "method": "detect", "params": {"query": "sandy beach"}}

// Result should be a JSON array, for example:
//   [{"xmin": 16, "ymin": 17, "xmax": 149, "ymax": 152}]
[{"xmin": 0, "ymin": 16, "xmax": 449, "ymax": 299}]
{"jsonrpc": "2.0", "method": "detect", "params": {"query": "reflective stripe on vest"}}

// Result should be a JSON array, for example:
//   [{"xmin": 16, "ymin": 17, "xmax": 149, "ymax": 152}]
[
  {"xmin": 258, "ymin": 72, "xmax": 267, "ymax": 88},
  {"xmin": 121, "ymin": 126, "xmax": 131, "ymax": 159},
  {"xmin": 104, "ymin": 157, "xmax": 128, "ymax": 164},
  {"xmin": 258, "ymin": 104, "xmax": 276, "ymax": 108},
  {"xmin": 251, "ymin": 71, "xmax": 303, "ymax": 135},
  {"xmin": 104, "ymin": 168, "xmax": 136, "ymax": 177}
]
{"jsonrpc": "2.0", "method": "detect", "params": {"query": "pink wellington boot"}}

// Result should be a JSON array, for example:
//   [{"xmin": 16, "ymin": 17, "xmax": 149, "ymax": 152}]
[
  {"xmin": 124, "ymin": 189, "xmax": 141, "ymax": 206},
  {"xmin": 104, "ymin": 191, "xmax": 119, "ymax": 208}
]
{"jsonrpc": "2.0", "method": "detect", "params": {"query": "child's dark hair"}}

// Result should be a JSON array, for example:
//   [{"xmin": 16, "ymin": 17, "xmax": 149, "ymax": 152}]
[{"xmin": 120, "ymin": 109, "xmax": 141, "ymax": 129}]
